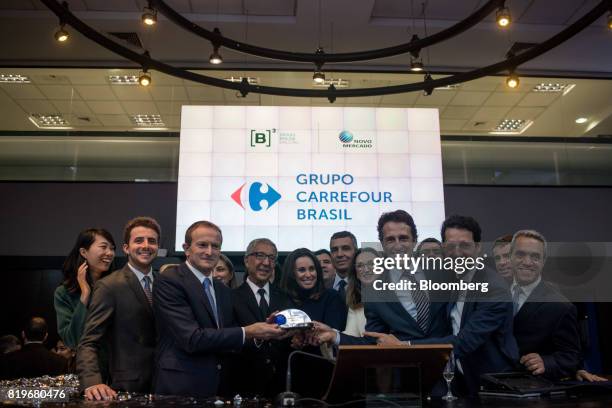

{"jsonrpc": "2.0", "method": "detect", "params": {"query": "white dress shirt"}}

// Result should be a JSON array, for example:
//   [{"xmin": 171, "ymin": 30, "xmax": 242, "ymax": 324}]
[
  {"xmin": 127, "ymin": 262, "xmax": 153, "ymax": 291},
  {"xmin": 246, "ymin": 277, "xmax": 270, "ymax": 306},
  {"xmin": 449, "ymin": 267, "xmax": 477, "ymax": 374},
  {"xmin": 333, "ymin": 274, "xmax": 349, "ymax": 292}
]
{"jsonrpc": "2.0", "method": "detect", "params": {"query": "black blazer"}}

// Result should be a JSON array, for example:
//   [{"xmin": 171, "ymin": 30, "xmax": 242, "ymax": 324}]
[
  {"xmin": 153, "ymin": 263, "xmax": 243, "ymax": 398},
  {"xmin": 77, "ymin": 265, "xmax": 156, "ymax": 392},
  {"xmin": 514, "ymin": 280, "xmax": 581, "ymax": 379},
  {"xmin": 0, "ymin": 343, "xmax": 69, "ymax": 380},
  {"xmin": 232, "ymin": 281, "xmax": 294, "ymax": 397}
]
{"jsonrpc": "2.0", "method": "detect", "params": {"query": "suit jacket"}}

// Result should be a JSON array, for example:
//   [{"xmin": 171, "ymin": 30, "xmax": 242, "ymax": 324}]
[
  {"xmin": 153, "ymin": 263, "xmax": 243, "ymax": 398},
  {"xmin": 232, "ymin": 281, "xmax": 294, "ymax": 397},
  {"xmin": 77, "ymin": 265, "xmax": 156, "ymax": 392},
  {"xmin": 514, "ymin": 280, "xmax": 581, "ymax": 379},
  {"xmin": 340, "ymin": 268, "xmax": 450, "ymax": 345},
  {"xmin": 413, "ymin": 267, "xmax": 519, "ymax": 396},
  {"xmin": 0, "ymin": 343, "xmax": 69, "ymax": 380}
]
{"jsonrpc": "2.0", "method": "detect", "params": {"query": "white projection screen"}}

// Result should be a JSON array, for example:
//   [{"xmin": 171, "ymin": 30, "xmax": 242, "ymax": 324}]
[{"xmin": 176, "ymin": 106, "xmax": 445, "ymax": 252}]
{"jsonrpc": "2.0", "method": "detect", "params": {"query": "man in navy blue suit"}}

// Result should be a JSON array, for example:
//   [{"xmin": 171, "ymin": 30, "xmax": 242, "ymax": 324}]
[
  {"xmin": 153, "ymin": 221, "xmax": 284, "ymax": 398},
  {"xmin": 369, "ymin": 215, "xmax": 519, "ymax": 396}
]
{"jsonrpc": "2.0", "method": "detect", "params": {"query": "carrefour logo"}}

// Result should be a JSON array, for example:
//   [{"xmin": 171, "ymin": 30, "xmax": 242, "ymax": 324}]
[
  {"xmin": 339, "ymin": 130, "xmax": 353, "ymax": 143},
  {"xmin": 231, "ymin": 182, "xmax": 282, "ymax": 211}
]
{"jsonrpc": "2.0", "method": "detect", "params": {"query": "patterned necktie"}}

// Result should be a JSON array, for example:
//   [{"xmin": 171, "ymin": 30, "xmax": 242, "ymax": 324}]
[
  {"xmin": 405, "ymin": 273, "xmax": 430, "ymax": 333},
  {"xmin": 512, "ymin": 285, "xmax": 522, "ymax": 316},
  {"xmin": 337, "ymin": 279, "xmax": 347, "ymax": 300},
  {"xmin": 203, "ymin": 277, "xmax": 219, "ymax": 327},
  {"xmin": 258, "ymin": 288, "xmax": 269, "ymax": 319},
  {"xmin": 142, "ymin": 275, "xmax": 153, "ymax": 306}
]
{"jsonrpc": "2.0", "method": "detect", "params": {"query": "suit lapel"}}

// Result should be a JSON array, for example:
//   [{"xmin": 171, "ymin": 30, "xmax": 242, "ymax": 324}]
[
  {"xmin": 239, "ymin": 282, "xmax": 264, "ymax": 321},
  {"xmin": 515, "ymin": 280, "xmax": 546, "ymax": 323},
  {"xmin": 382, "ymin": 270, "xmax": 423, "ymax": 334},
  {"xmin": 122, "ymin": 264, "xmax": 153, "ymax": 317},
  {"xmin": 180, "ymin": 263, "xmax": 218, "ymax": 328}
]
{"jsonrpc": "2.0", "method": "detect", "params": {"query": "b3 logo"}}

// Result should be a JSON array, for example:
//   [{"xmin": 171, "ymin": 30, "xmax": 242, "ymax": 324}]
[
  {"xmin": 231, "ymin": 182, "xmax": 281, "ymax": 211},
  {"xmin": 250, "ymin": 129, "xmax": 273, "ymax": 147}
]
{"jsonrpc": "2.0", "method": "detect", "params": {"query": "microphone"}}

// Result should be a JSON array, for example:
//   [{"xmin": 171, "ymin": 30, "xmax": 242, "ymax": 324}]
[{"xmin": 275, "ymin": 349, "xmax": 335, "ymax": 407}]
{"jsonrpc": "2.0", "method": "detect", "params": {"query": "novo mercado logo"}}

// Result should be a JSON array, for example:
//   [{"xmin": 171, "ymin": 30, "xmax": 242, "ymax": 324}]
[
  {"xmin": 231, "ymin": 182, "xmax": 281, "ymax": 211},
  {"xmin": 338, "ymin": 130, "xmax": 372, "ymax": 149}
]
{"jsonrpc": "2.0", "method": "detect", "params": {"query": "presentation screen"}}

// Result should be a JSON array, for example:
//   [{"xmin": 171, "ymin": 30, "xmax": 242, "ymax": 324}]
[{"xmin": 176, "ymin": 106, "xmax": 445, "ymax": 252}]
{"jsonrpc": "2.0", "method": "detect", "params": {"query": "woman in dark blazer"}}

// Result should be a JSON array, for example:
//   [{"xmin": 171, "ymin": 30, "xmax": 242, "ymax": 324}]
[{"xmin": 54, "ymin": 228, "xmax": 116, "ymax": 349}]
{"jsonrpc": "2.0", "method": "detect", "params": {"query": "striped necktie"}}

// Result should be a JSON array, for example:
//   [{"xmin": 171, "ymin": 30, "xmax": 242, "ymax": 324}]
[
  {"xmin": 405, "ymin": 272, "xmax": 430, "ymax": 333},
  {"xmin": 142, "ymin": 275, "xmax": 153, "ymax": 306}
]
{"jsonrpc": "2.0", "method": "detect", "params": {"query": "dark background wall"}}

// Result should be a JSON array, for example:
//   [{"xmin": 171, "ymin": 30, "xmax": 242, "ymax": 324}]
[{"xmin": 1, "ymin": 182, "xmax": 611, "ymax": 371}]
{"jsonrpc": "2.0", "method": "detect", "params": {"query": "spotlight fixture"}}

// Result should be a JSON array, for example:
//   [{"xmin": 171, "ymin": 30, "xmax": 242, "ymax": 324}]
[
  {"xmin": 506, "ymin": 72, "xmax": 520, "ymax": 89},
  {"xmin": 209, "ymin": 27, "xmax": 223, "ymax": 65},
  {"xmin": 575, "ymin": 117, "xmax": 588, "ymax": 124},
  {"xmin": 423, "ymin": 73, "xmax": 434, "ymax": 96},
  {"xmin": 496, "ymin": 6, "xmax": 511, "ymax": 28},
  {"xmin": 312, "ymin": 70, "xmax": 325, "ymax": 84},
  {"xmin": 54, "ymin": 24, "xmax": 69, "ymax": 42},
  {"xmin": 608, "ymin": 12, "xmax": 612, "ymax": 30},
  {"xmin": 138, "ymin": 70, "xmax": 151, "ymax": 87},
  {"xmin": 142, "ymin": 6, "xmax": 157, "ymax": 26},
  {"xmin": 410, "ymin": 57, "xmax": 424, "ymax": 72}
]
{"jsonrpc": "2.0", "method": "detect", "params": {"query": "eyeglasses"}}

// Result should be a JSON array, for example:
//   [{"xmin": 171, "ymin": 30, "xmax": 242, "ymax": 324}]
[{"xmin": 248, "ymin": 252, "xmax": 276, "ymax": 263}]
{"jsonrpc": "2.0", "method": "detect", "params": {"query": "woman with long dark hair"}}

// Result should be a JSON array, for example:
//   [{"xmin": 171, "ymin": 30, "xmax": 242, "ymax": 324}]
[
  {"xmin": 280, "ymin": 248, "xmax": 347, "ymax": 330},
  {"xmin": 54, "ymin": 228, "xmax": 116, "ymax": 349},
  {"xmin": 345, "ymin": 247, "xmax": 380, "ymax": 337}
]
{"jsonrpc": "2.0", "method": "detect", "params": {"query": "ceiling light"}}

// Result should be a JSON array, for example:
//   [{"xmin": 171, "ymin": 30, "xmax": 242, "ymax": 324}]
[
  {"xmin": 55, "ymin": 25, "xmax": 69, "ymax": 43},
  {"xmin": 506, "ymin": 72, "xmax": 520, "ymax": 89},
  {"xmin": 209, "ymin": 48, "xmax": 223, "ymax": 65},
  {"xmin": 496, "ymin": 6, "xmax": 511, "ymax": 28},
  {"xmin": 130, "ymin": 114, "xmax": 164, "ymax": 127},
  {"xmin": 495, "ymin": 119, "xmax": 526, "ymax": 132},
  {"xmin": 434, "ymin": 84, "xmax": 460, "ymax": 91},
  {"xmin": 575, "ymin": 117, "xmax": 588, "ymax": 124},
  {"xmin": 29, "ymin": 113, "xmax": 70, "ymax": 128},
  {"xmin": 410, "ymin": 58, "xmax": 424, "ymax": 72},
  {"xmin": 138, "ymin": 70, "xmax": 151, "ymax": 87},
  {"xmin": 608, "ymin": 12, "xmax": 612, "ymax": 30},
  {"xmin": 312, "ymin": 78, "xmax": 350, "ymax": 88},
  {"xmin": 532, "ymin": 83, "xmax": 574, "ymax": 93},
  {"xmin": 0, "ymin": 74, "xmax": 31, "ymax": 83},
  {"xmin": 108, "ymin": 75, "xmax": 139, "ymax": 85},
  {"xmin": 142, "ymin": 6, "xmax": 157, "ymax": 26},
  {"xmin": 312, "ymin": 71, "xmax": 325, "ymax": 85},
  {"xmin": 225, "ymin": 76, "xmax": 259, "ymax": 85}
]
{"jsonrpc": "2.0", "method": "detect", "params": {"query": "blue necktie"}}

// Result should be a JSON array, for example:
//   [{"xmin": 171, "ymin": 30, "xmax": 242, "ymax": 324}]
[
  {"xmin": 142, "ymin": 275, "xmax": 153, "ymax": 306},
  {"xmin": 203, "ymin": 277, "xmax": 219, "ymax": 327}
]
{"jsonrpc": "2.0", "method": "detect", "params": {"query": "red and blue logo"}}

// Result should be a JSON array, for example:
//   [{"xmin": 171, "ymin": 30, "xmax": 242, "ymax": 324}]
[{"xmin": 231, "ymin": 182, "xmax": 282, "ymax": 211}]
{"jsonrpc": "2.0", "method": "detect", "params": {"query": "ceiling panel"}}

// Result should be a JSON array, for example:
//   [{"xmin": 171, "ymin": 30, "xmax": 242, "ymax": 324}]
[
  {"xmin": 75, "ymin": 85, "xmax": 118, "ymax": 101},
  {"xmin": 449, "ymin": 91, "xmax": 491, "ymax": 106},
  {"xmin": 379, "ymin": 92, "xmax": 419, "ymax": 105},
  {"xmin": 0, "ymin": 84, "xmax": 45, "ymax": 99},
  {"xmin": 518, "ymin": 0, "xmax": 583, "ymax": 25},
  {"xmin": 149, "ymin": 86, "xmax": 189, "ymax": 101},
  {"xmin": 186, "ymin": 85, "xmax": 226, "ymax": 101},
  {"xmin": 120, "ymin": 101, "xmax": 160, "ymax": 115},
  {"xmin": 244, "ymin": 0, "xmax": 296, "ymax": 16},
  {"xmin": 190, "ymin": 0, "xmax": 243, "ymax": 14},
  {"xmin": 111, "ymin": 86, "xmax": 153, "ymax": 101},
  {"xmin": 507, "ymin": 107, "xmax": 546, "ymax": 121},
  {"xmin": 53, "ymin": 100, "xmax": 94, "ymax": 115},
  {"xmin": 441, "ymin": 106, "xmax": 479, "ymax": 120},
  {"xmin": 83, "ymin": 0, "xmax": 139, "ymax": 11},
  {"xmin": 414, "ymin": 91, "xmax": 455, "ymax": 106},
  {"xmin": 164, "ymin": 0, "xmax": 192, "ymax": 13},
  {"xmin": 87, "ymin": 101, "xmax": 126, "ymax": 115},
  {"xmin": 17, "ymin": 99, "xmax": 58, "ymax": 114},
  {"xmin": 440, "ymin": 119, "xmax": 468, "ymax": 131},
  {"xmin": 484, "ymin": 92, "xmax": 524, "ymax": 107},
  {"xmin": 470, "ymin": 106, "xmax": 512, "ymax": 125},
  {"xmin": 97, "ymin": 114, "xmax": 132, "ymax": 127},
  {"xmin": 517, "ymin": 92, "xmax": 561, "ymax": 107},
  {"xmin": 38, "ymin": 85, "xmax": 82, "ymax": 100},
  {"xmin": 155, "ymin": 100, "xmax": 191, "ymax": 115}
]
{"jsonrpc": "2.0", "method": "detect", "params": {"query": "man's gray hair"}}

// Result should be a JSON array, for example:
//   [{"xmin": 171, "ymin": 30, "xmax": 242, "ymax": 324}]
[
  {"xmin": 511, "ymin": 229, "xmax": 548, "ymax": 258},
  {"xmin": 245, "ymin": 238, "xmax": 278, "ymax": 257}
]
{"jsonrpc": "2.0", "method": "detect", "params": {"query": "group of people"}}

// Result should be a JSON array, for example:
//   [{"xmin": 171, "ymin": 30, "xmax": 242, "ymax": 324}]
[{"xmin": 0, "ymin": 210, "xmax": 606, "ymax": 400}]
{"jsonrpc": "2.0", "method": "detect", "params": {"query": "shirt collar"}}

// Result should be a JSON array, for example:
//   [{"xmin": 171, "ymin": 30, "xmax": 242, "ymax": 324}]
[
  {"xmin": 127, "ymin": 262, "xmax": 153, "ymax": 283},
  {"xmin": 246, "ymin": 276, "xmax": 270, "ymax": 297},
  {"xmin": 512, "ymin": 276, "xmax": 542, "ymax": 297},
  {"xmin": 185, "ymin": 260, "xmax": 212, "ymax": 284},
  {"xmin": 333, "ymin": 273, "xmax": 348, "ymax": 289}
]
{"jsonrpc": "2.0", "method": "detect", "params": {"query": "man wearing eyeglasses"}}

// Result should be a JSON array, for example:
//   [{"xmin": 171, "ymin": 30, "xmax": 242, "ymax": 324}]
[{"xmin": 232, "ymin": 238, "xmax": 293, "ymax": 397}]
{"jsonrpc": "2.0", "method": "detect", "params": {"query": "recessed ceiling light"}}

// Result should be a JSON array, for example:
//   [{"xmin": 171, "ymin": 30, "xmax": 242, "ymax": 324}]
[
  {"xmin": 490, "ymin": 118, "xmax": 533, "ymax": 134},
  {"xmin": 29, "ymin": 113, "xmax": 71, "ymax": 129},
  {"xmin": 130, "ymin": 114, "xmax": 164, "ymax": 127},
  {"xmin": 532, "ymin": 83, "xmax": 575, "ymax": 93},
  {"xmin": 0, "ymin": 74, "xmax": 31, "ymax": 84},
  {"xmin": 575, "ymin": 117, "xmax": 588, "ymax": 124},
  {"xmin": 312, "ymin": 78, "xmax": 350, "ymax": 88},
  {"xmin": 225, "ymin": 76, "xmax": 260, "ymax": 85},
  {"xmin": 108, "ymin": 75, "xmax": 140, "ymax": 85}
]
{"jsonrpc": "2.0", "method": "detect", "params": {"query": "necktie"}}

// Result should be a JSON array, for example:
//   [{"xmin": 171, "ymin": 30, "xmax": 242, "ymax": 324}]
[
  {"xmin": 337, "ymin": 279, "xmax": 347, "ymax": 301},
  {"xmin": 512, "ymin": 285, "xmax": 522, "ymax": 316},
  {"xmin": 142, "ymin": 275, "xmax": 153, "ymax": 306},
  {"xmin": 203, "ymin": 277, "xmax": 220, "ymax": 327},
  {"xmin": 405, "ymin": 273, "xmax": 430, "ymax": 333},
  {"xmin": 258, "ymin": 288, "xmax": 269, "ymax": 319}
]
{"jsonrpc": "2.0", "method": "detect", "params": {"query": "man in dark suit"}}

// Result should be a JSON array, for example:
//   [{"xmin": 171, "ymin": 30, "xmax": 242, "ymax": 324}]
[
  {"xmin": 329, "ymin": 231, "xmax": 357, "ymax": 302},
  {"xmin": 153, "ymin": 221, "xmax": 285, "ymax": 398},
  {"xmin": 77, "ymin": 217, "xmax": 161, "ymax": 400},
  {"xmin": 510, "ymin": 229, "xmax": 581, "ymax": 379},
  {"xmin": 367, "ymin": 215, "xmax": 518, "ymax": 397},
  {"xmin": 233, "ymin": 238, "xmax": 294, "ymax": 397},
  {"xmin": 0, "ymin": 317, "xmax": 68, "ymax": 380},
  {"xmin": 312, "ymin": 210, "xmax": 450, "ymax": 346}
]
